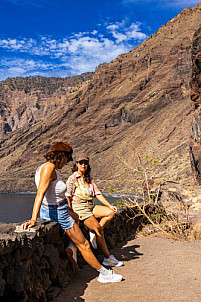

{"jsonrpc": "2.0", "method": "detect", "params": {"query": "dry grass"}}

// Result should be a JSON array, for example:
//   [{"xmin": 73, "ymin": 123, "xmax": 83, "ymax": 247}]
[{"xmin": 117, "ymin": 152, "xmax": 194, "ymax": 241}]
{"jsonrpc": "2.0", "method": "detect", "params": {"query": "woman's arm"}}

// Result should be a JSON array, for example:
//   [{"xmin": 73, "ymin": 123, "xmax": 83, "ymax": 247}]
[
  {"xmin": 65, "ymin": 175, "xmax": 75, "ymax": 209},
  {"xmin": 22, "ymin": 163, "xmax": 55, "ymax": 229},
  {"xmin": 66, "ymin": 186, "xmax": 79, "ymax": 224},
  {"xmin": 95, "ymin": 194, "xmax": 117, "ymax": 213},
  {"xmin": 91, "ymin": 179, "xmax": 117, "ymax": 213},
  {"xmin": 66, "ymin": 196, "xmax": 72, "ymax": 209}
]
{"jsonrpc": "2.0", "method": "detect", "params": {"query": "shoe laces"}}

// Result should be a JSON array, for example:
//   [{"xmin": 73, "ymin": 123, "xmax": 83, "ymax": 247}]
[
  {"xmin": 107, "ymin": 269, "xmax": 114, "ymax": 277},
  {"xmin": 110, "ymin": 255, "xmax": 117, "ymax": 261}
]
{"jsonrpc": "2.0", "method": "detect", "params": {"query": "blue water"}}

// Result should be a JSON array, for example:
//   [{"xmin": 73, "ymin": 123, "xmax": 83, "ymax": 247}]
[
  {"xmin": 0, "ymin": 193, "xmax": 139, "ymax": 223},
  {"xmin": 0, "ymin": 193, "xmax": 36, "ymax": 224}
]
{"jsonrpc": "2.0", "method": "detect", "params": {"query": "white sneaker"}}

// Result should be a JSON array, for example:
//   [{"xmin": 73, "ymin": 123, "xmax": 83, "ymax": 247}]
[
  {"xmin": 97, "ymin": 269, "xmax": 123, "ymax": 283},
  {"xmin": 89, "ymin": 231, "xmax": 97, "ymax": 249},
  {"xmin": 102, "ymin": 255, "xmax": 124, "ymax": 267},
  {"xmin": 65, "ymin": 243, "xmax": 77, "ymax": 264}
]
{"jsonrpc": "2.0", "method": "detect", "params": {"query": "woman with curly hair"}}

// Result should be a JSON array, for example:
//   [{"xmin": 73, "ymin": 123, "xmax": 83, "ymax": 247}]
[
  {"xmin": 21, "ymin": 142, "xmax": 123, "ymax": 284},
  {"xmin": 66, "ymin": 153, "xmax": 123, "ymax": 267}
]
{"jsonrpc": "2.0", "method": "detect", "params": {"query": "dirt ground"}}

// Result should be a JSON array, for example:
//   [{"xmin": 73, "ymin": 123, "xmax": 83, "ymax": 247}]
[{"xmin": 53, "ymin": 236, "xmax": 201, "ymax": 302}]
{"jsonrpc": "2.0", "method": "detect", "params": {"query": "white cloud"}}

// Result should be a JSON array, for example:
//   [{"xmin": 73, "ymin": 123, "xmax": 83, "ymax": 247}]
[
  {"xmin": 7, "ymin": 67, "xmax": 25, "ymax": 76},
  {"xmin": 0, "ymin": 20, "xmax": 148, "ymax": 80},
  {"xmin": 0, "ymin": 21, "xmax": 147, "ymax": 58},
  {"xmin": 123, "ymin": 0, "xmax": 200, "ymax": 8},
  {"xmin": 0, "ymin": 57, "xmax": 58, "ymax": 79},
  {"xmin": 106, "ymin": 21, "xmax": 147, "ymax": 43},
  {"xmin": 4, "ymin": 0, "xmax": 50, "ymax": 7},
  {"xmin": 161, "ymin": 0, "xmax": 200, "ymax": 7},
  {"xmin": 123, "ymin": 0, "xmax": 153, "ymax": 3}
]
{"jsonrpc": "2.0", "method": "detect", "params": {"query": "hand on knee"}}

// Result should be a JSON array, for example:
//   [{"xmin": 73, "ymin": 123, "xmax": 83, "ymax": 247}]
[{"xmin": 95, "ymin": 224, "xmax": 103, "ymax": 237}]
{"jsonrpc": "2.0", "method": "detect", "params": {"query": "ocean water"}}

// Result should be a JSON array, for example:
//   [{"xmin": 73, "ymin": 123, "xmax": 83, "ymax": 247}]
[
  {"xmin": 0, "ymin": 193, "xmax": 138, "ymax": 224},
  {"xmin": 0, "ymin": 193, "xmax": 36, "ymax": 224}
]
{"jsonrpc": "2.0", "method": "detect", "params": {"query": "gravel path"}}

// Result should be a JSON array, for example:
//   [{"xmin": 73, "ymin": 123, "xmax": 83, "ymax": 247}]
[{"xmin": 53, "ymin": 236, "xmax": 201, "ymax": 302}]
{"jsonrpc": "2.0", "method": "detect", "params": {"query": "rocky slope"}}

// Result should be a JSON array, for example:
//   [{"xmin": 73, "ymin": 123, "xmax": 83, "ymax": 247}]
[
  {"xmin": 0, "ymin": 3, "xmax": 201, "ymax": 192},
  {"xmin": 190, "ymin": 26, "xmax": 201, "ymax": 183},
  {"xmin": 0, "ymin": 73, "xmax": 93, "ymax": 137}
]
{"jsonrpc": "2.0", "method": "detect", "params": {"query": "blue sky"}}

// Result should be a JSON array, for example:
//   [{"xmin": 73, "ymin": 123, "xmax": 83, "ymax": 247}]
[{"xmin": 0, "ymin": 0, "xmax": 200, "ymax": 81}]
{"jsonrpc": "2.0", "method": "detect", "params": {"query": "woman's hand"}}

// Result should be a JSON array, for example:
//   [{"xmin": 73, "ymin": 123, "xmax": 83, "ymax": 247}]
[
  {"xmin": 69, "ymin": 208, "xmax": 79, "ymax": 224},
  {"xmin": 96, "ymin": 194, "xmax": 118, "ymax": 213},
  {"xmin": 108, "ymin": 204, "xmax": 117, "ymax": 213},
  {"xmin": 22, "ymin": 219, "xmax": 36, "ymax": 230}
]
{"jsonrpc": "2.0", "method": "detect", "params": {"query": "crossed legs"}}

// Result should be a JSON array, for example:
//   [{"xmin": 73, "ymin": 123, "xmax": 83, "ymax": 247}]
[
  {"xmin": 64, "ymin": 222, "xmax": 101, "ymax": 270},
  {"xmin": 93, "ymin": 205, "xmax": 115, "ymax": 229},
  {"xmin": 83, "ymin": 205, "xmax": 115, "ymax": 258}
]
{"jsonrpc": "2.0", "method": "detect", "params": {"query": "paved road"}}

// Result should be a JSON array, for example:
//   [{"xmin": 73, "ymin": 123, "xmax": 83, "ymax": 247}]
[{"xmin": 53, "ymin": 236, "xmax": 201, "ymax": 302}]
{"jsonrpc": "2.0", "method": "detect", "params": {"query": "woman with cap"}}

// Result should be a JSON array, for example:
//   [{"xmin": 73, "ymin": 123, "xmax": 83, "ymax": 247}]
[
  {"xmin": 21, "ymin": 142, "xmax": 123, "ymax": 284},
  {"xmin": 66, "ymin": 153, "xmax": 123, "ymax": 268}
]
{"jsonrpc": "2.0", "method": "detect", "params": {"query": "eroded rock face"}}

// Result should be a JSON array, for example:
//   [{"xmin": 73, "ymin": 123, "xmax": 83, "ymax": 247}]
[
  {"xmin": 191, "ymin": 27, "xmax": 201, "ymax": 109},
  {"xmin": 190, "ymin": 27, "xmax": 201, "ymax": 183},
  {"xmin": 0, "ymin": 74, "xmax": 94, "ymax": 138}
]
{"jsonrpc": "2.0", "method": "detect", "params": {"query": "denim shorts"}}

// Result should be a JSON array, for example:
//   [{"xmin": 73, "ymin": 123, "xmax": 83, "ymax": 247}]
[{"xmin": 40, "ymin": 200, "xmax": 75, "ymax": 230}]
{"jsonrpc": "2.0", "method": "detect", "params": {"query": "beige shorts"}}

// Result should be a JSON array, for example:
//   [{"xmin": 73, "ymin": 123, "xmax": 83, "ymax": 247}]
[{"xmin": 72, "ymin": 201, "xmax": 95, "ymax": 221}]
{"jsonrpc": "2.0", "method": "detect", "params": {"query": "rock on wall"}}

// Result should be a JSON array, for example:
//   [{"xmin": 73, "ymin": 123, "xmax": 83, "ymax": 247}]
[
  {"xmin": 0, "ymin": 207, "xmax": 140, "ymax": 301},
  {"xmin": 190, "ymin": 26, "xmax": 201, "ymax": 183}
]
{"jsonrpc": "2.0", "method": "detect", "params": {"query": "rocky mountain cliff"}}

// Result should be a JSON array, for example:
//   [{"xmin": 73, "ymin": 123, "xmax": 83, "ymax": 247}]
[
  {"xmin": 0, "ymin": 3, "xmax": 201, "ymax": 193},
  {"xmin": 190, "ymin": 26, "xmax": 201, "ymax": 183},
  {"xmin": 0, "ymin": 73, "xmax": 93, "ymax": 137}
]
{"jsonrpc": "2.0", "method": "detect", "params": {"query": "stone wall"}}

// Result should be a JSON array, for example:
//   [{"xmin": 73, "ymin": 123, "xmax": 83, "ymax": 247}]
[{"xmin": 0, "ymin": 207, "xmax": 141, "ymax": 301}]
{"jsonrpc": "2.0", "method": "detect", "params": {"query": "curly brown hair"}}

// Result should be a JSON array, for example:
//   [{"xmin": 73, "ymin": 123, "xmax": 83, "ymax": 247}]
[{"xmin": 44, "ymin": 150, "xmax": 72, "ymax": 166}]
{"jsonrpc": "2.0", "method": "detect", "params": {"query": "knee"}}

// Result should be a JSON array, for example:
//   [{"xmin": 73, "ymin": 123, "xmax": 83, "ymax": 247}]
[
  {"xmin": 108, "ymin": 209, "xmax": 115, "ymax": 219},
  {"xmin": 79, "ymin": 238, "xmax": 91, "ymax": 253}
]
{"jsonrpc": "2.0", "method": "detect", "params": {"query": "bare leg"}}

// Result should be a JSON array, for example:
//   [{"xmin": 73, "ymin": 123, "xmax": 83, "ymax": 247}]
[
  {"xmin": 69, "ymin": 208, "xmax": 79, "ymax": 226},
  {"xmin": 93, "ymin": 205, "xmax": 115, "ymax": 229},
  {"xmin": 84, "ymin": 215, "xmax": 110, "ymax": 259},
  {"xmin": 64, "ymin": 222, "xmax": 101, "ymax": 270}
]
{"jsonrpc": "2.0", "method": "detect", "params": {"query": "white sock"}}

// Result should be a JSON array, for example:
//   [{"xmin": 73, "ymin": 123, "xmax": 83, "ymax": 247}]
[{"xmin": 97, "ymin": 266, "xmax": 109, "ymax": 276}]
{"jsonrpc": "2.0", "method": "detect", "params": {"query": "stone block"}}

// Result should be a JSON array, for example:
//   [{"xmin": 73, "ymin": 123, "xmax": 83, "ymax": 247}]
[
  {"xmin": 43, "ymin": 244, "xmax": 59, "ymax": 280},
  {"xmin": 46, "ymin": 286, "xmax": 60, "ymax": 300},
  {"xmin": 0, "ymin": 235, "xmax": 20, "ymax": 255},
  {"xmin": 0, "ymin": 275, "xmax": 5, "ymax": 296},
  {"xmin": 45, "ymin": 222, "xmax": 61, "ymax": 244}
]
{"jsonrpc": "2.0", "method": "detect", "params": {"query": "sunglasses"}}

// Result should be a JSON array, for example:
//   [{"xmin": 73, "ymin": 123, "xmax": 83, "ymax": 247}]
[{"xmin": 78, "ymin": 160, "xmax": 88, "ymax": 165}]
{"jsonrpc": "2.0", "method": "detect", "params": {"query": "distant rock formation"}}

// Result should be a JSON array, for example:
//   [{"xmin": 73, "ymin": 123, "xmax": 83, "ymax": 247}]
[
  {"xmin": 190, "ymin": 26, "xmax": 201, "ymax": 184},
  {"xmin": 0, "ymin": 73, "xmax": 93, "ymax": 137}
]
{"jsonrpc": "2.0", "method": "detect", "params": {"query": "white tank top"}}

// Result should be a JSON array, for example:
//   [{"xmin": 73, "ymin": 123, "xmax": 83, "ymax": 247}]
[{"xmin": 35, "ymin": 163, "xmax": 67, "ymax": 205}]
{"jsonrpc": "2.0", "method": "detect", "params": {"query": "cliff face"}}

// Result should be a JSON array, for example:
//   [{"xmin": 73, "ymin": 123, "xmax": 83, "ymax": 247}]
[
  {"xmin": 190, "ymin": 26, "xmax": 201, "ymax": 183},
  {"xmin": 0, "ymin": 74, "xmax": 93, "ymax": 137},
  {"xmin": 0, "ymin": 4, "xmax": 201, "ymax": 192}
]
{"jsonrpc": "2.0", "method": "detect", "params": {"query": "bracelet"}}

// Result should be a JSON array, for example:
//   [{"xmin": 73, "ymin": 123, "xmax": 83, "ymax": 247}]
[{"xmin": 30, "ymin": 219, "xmax": 36, "ymax": 222}]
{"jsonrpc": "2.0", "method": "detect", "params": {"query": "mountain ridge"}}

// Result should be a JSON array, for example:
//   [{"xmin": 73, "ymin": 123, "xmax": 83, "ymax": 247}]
[
  {"xmin": 0, "ymin": 3, "xmax": 201, "ymax": 192},
  {"xmin": 0, "ymin": 72, "xmax": 94, "ymax": 137}
]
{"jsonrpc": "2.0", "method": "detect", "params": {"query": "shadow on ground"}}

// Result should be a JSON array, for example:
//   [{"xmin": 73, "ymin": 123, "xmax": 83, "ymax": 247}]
[{"xmin": 53, "ymin": 238, "xmax": 143, "ymax": 301}]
